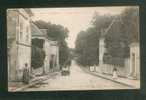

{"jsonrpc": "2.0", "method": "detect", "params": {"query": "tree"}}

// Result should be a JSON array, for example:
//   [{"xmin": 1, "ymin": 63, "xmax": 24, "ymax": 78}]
[
  {"xmin": 35, "ymin": 20, "xmax": 68, "ymax": 41},
  {"xmin": 121, "ymin": 7, "xmax": 139, "ymax": 43},
  {"xmin": 104, "ymin": 7, "xmax": 139, "ymax": 66},
  {"xmin": 75, "ymin": 14, "xmax": 114, "ymax": 66},
  {"xmin": 75, "ymin": 27, "xmax": 100, "ymax": 66},
  {"xmin": 91, "ymin": 13, "xmax": 114, "ymax": 33},
  {"xmin": 75, "ymin": 7, "xmax": 139, "ymax": 67},
  {"xmin": 104, "ymin": 18, "xmax": 127, "ymax": 66}
]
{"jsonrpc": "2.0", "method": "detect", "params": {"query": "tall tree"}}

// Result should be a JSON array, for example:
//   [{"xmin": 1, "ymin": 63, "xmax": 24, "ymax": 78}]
[
  {"xmin": 121, "ymin": 7, "xmax": 139, "ymax": 43},
  {"xmin": 75, "ymin": 14, "xmax": 114, "ymax": 66},
  {"xmin": 75, "ymin": 27, "xmax": 100, "ymax": 66},
  {"xmin": 104, "ymin": 7, "xmax": 139, "ymax": 66}
]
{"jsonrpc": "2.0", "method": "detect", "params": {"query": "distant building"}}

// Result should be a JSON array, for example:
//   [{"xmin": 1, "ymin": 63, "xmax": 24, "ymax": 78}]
[
  {"xmin": 7, "ymin": 9, "xmax": 33, "ymax": 81},
  {"xmin": 31, "ymin": 23, "xmax": 59, "ymax": 74}
]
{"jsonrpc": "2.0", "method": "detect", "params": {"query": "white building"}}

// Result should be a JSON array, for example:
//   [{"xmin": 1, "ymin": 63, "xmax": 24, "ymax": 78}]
[
  {"xmin": 128, "ymin": 43, "xmax": 140, "ymax": 79},
  {"xmin": 7, "ymin": 9, "xmax": 33, "ymax": 81}
]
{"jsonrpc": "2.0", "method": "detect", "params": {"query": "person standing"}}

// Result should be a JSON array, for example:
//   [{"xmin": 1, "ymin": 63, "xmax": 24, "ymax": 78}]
[
  {"xmin": 50, "ymin": 55, "xmax": 54, "ymax": 72},
  {"xmin": 112, "ymin": 67, "xmax": 118, "ymax": 80},
  {"xmin": 22, "ymin": 63, "xmax": 30, "ymax": 84}
]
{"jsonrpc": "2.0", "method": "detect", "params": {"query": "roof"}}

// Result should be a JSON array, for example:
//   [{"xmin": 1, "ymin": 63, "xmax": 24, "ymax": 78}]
[
  {"xmin": 101, "ymin": 16, "xmax": 123, "ymax": 37},
  {"xmin": 24, "ymin": 9, "xmax": 33, "ymax": 16},
  {"xmin": 31, "ymin": 23, "xmax": 58, "ymax": 43},
  {"xmin": 31, "ymin": 23, "xmax": 46, "ymax": 37}
]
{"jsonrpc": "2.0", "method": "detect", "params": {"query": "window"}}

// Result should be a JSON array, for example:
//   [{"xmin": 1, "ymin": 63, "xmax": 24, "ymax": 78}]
[
  {"xmin": 26, "ymin": 34, "xmax": 29, "ymax": 42},
  {"xmin": 20, "ymin": 22, "xmax": 23, "ymax": 40},
  {"xmin": 26, "ymin": 26, "xmax": 29, "ymax": 33}
]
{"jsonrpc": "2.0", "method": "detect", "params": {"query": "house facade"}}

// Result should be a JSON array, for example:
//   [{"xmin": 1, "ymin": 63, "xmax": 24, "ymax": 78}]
[
  {"xmin": 31, "ymin": 23, "xmax": 59, "ymax": 74},
  {"xmin": 7, "ymin": 9, "xmax": 33, "ymax": 81}
]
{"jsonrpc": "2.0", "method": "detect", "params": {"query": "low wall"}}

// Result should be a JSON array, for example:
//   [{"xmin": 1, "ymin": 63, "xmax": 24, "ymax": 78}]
[
  {"xmin": 89, "ymin": 58, "xmax": 130, "ymax": 77},
  {"xmin": 100, "ymin": 64, "xmax": 130, "ymax": 77}
]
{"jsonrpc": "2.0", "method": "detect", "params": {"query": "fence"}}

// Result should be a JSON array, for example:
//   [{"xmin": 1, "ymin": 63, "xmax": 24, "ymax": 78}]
[{"xmin": 90, "ymin": 58, "xmax": 130, "ymax": 77}]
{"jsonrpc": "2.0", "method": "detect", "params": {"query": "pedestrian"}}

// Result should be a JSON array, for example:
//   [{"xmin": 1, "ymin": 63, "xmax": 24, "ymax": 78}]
[
  {"xmin": 22, "ymin": 63, "xmax": 30, "ymax": 84},
  {"xmin": 50, "ymin": 55, "xmax": 54, "ymax": 72},
  {"xmin": 112, "ymin": 67, "xmax": 118, "ymax": 80}
]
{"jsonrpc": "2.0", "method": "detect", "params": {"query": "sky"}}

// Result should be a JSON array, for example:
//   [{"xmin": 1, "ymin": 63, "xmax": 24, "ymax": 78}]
[{"xmin": 31, "ymin": 6, "xmax": 133, "ymax": 48}]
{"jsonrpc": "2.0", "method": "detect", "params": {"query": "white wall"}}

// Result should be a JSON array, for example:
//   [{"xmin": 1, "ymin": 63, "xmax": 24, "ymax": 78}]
[
  {"xmin": 100, "ymin": 59, "xmax": 130, "ymax": 77},
  {"xmin": 129, "ymin": 43, "xmax": 140, "ymax": 79}
]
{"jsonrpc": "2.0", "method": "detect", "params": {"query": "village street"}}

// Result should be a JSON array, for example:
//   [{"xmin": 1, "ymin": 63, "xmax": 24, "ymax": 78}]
[{"xmin": 24, "ymin": 60, "xmax": 132, "ymax": 91}]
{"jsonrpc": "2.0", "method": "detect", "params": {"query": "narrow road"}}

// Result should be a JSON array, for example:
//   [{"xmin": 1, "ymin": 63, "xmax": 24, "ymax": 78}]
[{"xmin": 24, "ymin": 60, "xmax": 132, "ymax": 91}]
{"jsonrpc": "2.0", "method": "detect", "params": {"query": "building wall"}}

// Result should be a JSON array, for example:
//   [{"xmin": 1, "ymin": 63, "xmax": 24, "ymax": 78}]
[
  {"xmin": 7, "ymin": 9, "xmax": 32, "ymax": 81},
  {"xmin": 50, "ymin": 41, "xmax": 59, "ymax": 71},
  {"xmin": 43, "ymin": 40, "xmax": 51, "ymax": 73},
  {"xmin": 129, "ymin": 43, "xmax": 140, "ymax": 79},
  {"xmin": 8, "ymin": 42, "xmax": 17, "ymax": 81},
  {"xmin": 7, "ymin": 10, "xmax": 18, "ymax": 81},
  {"xmin": 99, "ymin": 37, "xmax": 105, "ymax": 65},
  {"xmin": 16, "ymin": 10, "xmax": 32, "ymax": 80}
]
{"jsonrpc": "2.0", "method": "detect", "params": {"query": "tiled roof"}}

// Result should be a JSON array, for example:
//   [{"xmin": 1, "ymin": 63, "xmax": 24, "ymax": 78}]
[
  {"xmin": 31, "ymin": 23, "xmax": 45, "ymax": 37},
  {"xmin": 102, "ymin": 16, "xmax": 123, "ymax": 37}
]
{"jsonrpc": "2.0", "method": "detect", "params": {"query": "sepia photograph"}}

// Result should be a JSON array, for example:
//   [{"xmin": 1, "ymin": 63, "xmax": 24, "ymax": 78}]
[{"xmin": 7, "ymin": 6, "xmax": 140, "ymax": 92}]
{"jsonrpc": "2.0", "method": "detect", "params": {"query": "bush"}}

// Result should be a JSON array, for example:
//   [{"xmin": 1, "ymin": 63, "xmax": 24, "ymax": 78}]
[{"xmin": 31, "ymin": 46, "xmax": 46, "ymax": 69}]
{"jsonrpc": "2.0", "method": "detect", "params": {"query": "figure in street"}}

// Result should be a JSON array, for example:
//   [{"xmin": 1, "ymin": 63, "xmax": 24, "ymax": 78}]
[
  {"xmin": 112, "ymin": 67, "xmax": 118, "ymax": 80},
  {"xmin": 50, "ymin": 55, "xmax": 54, "ymax": 72},
  {"xmin": 61, "ymin": 58, "xmax": 71, "ymax": 76},
  {"xmin": 22, "ymin": 63, "xmax": 30, "ymax": 84}
]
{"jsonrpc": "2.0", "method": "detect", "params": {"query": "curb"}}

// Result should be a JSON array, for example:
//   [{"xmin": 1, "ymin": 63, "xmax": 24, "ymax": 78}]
[
  {"xmin": 13, "ymin": 72, "xmax": 59, "ymax": 91},
  {"xmin": 79, "ymin": 66, "xmax": 136, "ymax": 88}
]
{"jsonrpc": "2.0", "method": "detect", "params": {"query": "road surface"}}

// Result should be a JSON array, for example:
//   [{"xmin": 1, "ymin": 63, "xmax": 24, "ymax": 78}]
[{"xmin": 24, "ymin": 60, "xmax": 132, "ymax": 91}]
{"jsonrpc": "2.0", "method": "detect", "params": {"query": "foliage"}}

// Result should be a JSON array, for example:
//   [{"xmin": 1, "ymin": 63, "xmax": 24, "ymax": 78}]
[
  {"xmin": 31, "ymin": 45, "xmax": 46, "ymax": 69},
  {"xmin": 104, "ymin": 7, "xmax": 139, "ymax": 66},
  {"xmin": 75, "ymin": 7, "xmax": 139, "ymax": 67},
  {"xmin": 91, "ymin": 13, "xmax": 114, "ymax": 32},
  {"xmin": 32, "ymin": 38, "xmax": 44, "ymax": 48},
  {"xmin": 35, "ymin": 20, "xmax": 68, "ymax": 41},
  {"xmin": 75, "ymin": 27, "xmax": 100, "ymax": 66},
  {"xmin": 121, "ymin": 7, "xmax": 139, "ymax": 43},
  {"xmin": 59, "ymin": 41, "xmax": 70, "ymax": 66}
]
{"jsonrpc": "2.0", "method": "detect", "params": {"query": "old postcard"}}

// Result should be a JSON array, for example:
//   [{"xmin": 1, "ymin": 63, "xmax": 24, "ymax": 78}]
[{"xmin": 7, "ymin": 6, "xmax": 140, "ymax": 92}]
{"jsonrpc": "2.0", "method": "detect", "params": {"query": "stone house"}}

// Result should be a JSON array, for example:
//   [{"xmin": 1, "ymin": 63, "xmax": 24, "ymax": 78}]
[
  {"xmin": 31, "ymin": 23, "xmax": 59, "ymax": 74},
  {"xmin": 7, "ymin": 9, "xmax": 33, "ymax": 81}
]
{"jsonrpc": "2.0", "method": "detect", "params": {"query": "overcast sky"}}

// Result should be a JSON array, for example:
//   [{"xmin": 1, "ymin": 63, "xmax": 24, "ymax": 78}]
[{"xmin": 31, "ymin": 6, "xmax": 133, "ymax": 48}]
